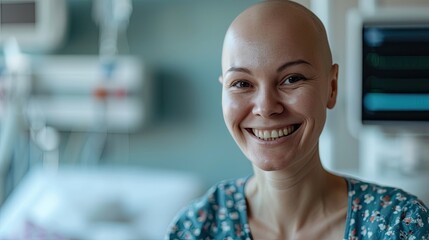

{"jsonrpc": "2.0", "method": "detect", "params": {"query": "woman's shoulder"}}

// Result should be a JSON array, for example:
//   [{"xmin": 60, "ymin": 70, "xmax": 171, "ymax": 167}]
[
  {"xmin": 166, "ymin": 177, "xmax": 251, "ymax": 240},
  {"xmin": 345, "ymin": 177, "xmax": 429, "ymax": 239},
  {"xmin": 348, "ymin": 178, "xmax": 416, "ymax": 199},
  {"xmin": 346, "ymin": 178, "xmax": 426, "ymax": 210}
]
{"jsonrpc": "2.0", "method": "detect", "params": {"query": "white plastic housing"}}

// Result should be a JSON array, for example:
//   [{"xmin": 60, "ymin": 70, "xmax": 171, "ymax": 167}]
[{"xmin": 0, "ymin": 0, "xmax": 68, "ymax": 52}]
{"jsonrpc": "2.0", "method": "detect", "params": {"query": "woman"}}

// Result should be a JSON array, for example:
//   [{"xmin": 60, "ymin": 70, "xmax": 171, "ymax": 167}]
[{"xmin": 167, "ymin": 1, "xmax": 429, "ymax": 239}]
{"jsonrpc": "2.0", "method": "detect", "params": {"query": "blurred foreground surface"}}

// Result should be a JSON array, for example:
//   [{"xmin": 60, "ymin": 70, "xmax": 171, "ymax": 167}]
[{"xmin": 0, "ymin": 166, "xmax": 202, "ymax": 240}]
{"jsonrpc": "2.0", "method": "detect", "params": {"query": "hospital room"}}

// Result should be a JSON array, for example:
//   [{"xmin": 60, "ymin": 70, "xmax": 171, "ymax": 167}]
[{"xmin": 0, "ymin": 0, "xmax": 428, "ymax": 239}]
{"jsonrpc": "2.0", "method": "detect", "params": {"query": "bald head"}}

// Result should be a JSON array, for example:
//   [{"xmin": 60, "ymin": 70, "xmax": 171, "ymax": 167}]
[{"xmin": 222, "ymin": 0, "xmax": 333, "ymax": 75}]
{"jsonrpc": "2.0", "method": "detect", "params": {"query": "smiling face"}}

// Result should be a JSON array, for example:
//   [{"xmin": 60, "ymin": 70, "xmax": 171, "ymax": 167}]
[{"xmin": 221, "ymin": 1, "xmax": 338, "ymax": 171}]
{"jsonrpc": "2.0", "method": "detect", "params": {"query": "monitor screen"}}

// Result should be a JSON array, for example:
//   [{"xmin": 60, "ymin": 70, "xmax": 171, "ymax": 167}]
[
  {"xmin": 0, "ymin": 2, "xmax": 36, "ymax": 25},
  {"xmin": 362, "ymin": 23, "xmax": 429, "ymax": 123}
]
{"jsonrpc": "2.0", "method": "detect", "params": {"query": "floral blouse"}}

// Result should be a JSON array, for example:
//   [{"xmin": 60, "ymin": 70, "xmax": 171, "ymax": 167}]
[{"xmin": 166, "ymin": 177, "xmax": 429, "ymax": 239}]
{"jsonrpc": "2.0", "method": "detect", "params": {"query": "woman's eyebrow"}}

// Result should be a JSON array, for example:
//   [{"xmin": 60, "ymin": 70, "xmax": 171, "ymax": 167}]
[
  {"xmin": 276, "ymin": 59, "xmax": 311, "ymax": 72},
  {"xmin": 225, "ymin": 59, "xmax": 311, "ymax": 75},
  {"xmin": 225, "ymin": 67, "xmax": 252, "ymax": 75}
]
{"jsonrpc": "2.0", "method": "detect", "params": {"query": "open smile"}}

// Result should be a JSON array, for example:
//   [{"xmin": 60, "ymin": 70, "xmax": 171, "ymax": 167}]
[{"xmin": 246, "ymin": 124, "xmax": 301, "ymax": 141}]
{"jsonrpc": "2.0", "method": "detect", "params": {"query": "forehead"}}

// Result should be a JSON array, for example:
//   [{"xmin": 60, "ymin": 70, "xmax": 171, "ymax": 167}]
[
  {"xmin": 222, "ymin": 3, "xmax": 327, "ymax": 73},
  {"xmin": 223, "ymin": 26, "xmax": 319, "ymax": 71}
]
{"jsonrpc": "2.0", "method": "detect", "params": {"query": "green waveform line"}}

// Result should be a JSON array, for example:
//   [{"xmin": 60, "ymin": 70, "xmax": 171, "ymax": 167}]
[{"xmin": 366, "ymin": 53, "xmax": 429, "ymax": 70}]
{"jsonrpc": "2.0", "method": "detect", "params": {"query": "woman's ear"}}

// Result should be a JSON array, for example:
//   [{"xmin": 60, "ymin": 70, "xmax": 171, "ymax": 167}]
[
  {"xmin": 218, "ymin": 75, "xmax": 223, "ymax": 84},
  {"xmin": 327, "ymin": 64, "xmax": 338, "ymax": 109}
]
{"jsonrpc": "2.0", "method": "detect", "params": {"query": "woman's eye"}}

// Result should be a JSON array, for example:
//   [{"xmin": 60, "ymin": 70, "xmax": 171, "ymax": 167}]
[
  {"xmin": 282, "ymin": 75, "xmax": 306, "ymax": 85},
  {"xmin": 232, "ymin": 80, "xmax": 252, "ymax": 88}
]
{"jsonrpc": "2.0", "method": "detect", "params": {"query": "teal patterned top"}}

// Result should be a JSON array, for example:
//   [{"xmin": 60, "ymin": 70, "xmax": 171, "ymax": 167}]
[{"xmin": 166, "ymin": 177, "xmax": 429, "ymax": 240}]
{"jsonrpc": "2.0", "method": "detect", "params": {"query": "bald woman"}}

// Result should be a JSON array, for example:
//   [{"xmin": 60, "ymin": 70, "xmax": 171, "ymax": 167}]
[{"xmin": 167, "ymin": 1, "xmax": 429, "ymax": 239}]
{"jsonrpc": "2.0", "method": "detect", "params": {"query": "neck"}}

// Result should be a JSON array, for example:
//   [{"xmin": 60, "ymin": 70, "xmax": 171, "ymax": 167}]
[{"xmin": 245, "ymin": 150, "xmax": 346, "ymax": 237}]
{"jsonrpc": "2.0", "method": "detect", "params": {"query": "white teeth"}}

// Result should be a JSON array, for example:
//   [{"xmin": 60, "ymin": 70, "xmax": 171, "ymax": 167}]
[
  {"xmin": 283, "ymin": 128, "xmax": 288, "ymax": 136},
  {"xmin": 252, "ymin": 125, "xmax": 297, "ymax": 140},
  {"xmin": 271, "ymin": 130, "xmax": 278, "ymax": 138},
  {"xmin": 263, "ymin": 131, "xmax": 270, "ymax": 139}
]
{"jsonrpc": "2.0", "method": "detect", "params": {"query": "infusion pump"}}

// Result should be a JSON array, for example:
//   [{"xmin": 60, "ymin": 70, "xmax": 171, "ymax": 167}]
[{"xmin": 0, "ymin": 0, "xmax": 67, "ymax": 52}]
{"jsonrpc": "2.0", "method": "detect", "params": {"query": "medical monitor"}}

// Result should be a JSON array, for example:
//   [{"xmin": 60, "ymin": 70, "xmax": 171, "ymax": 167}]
[
  {"xmin": 0, "ymin": 0, "xmax": 67, "ymax": 52},
  {"xmin": 347, "ymin": 8, "xmax": 429, "ymax": 134},
  {"xmin": 362, "ymin": 23, "xmax": 429, "ymax": 123}
]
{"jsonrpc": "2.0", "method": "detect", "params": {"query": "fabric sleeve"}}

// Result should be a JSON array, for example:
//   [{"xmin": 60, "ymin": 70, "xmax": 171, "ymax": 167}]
[
  {"xmin": 398, "ymin": 199, "xmax": 429, "ymax": 239},
  {"xmin": 165, "ymin": 206, "xmax": 198, "ymax": 240},
  {"xmin": 165, "ymin": 189, "xmax": 214, "ymax": 240}
]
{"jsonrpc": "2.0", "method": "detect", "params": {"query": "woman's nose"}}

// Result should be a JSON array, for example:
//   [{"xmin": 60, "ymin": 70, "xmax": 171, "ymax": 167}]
[{"xmin": 252, "ymin": 88, "xmax": 284, "ymax": 118}]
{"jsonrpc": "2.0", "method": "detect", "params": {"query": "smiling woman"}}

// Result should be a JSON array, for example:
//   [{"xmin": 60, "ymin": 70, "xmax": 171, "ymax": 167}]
[
  {"xmin": 166, "ymin": 1, "xmax": 429, "ymax": 240},
  {"xmin": 220, "ymin": 11, "xmax": 337, "ymax": 172}
]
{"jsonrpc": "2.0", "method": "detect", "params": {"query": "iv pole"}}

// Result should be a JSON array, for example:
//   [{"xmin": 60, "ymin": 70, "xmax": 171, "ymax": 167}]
[
  {"xmin": 0, "ymin": 40, "xmax": 31, "ymax": 203},
  {"xmin": 78, "ymin": 0, "xmax": 133, "ymax": 165}
]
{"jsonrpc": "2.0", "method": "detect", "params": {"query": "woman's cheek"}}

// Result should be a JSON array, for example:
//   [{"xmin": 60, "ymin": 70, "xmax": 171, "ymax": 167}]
[
  {"xmin": 222, "ymin": 93, "xmax": 237, "ymax": 121},
  {"xmin": 223, "ymin": 93, "xmax": 249, "ymax": 130}
]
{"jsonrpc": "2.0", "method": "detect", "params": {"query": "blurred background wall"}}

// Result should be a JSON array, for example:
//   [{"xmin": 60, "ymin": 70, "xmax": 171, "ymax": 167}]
[{"xmin": 58, "ymin": 0, "xmax": 262, "ymax": 186}]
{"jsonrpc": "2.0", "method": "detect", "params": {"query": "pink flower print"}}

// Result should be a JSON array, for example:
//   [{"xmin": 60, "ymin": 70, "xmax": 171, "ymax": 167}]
[
  {"xmin": 235, "ymin": 224, "xmax": 242, "ymax": 236},
  {"xmin": 349, "ymin": 228, "xmax": 358, "ymax": 240},
  {"xmin": 370, "ymin": 211, "xmax": 381, "ymax": 223},
  {"xmin": 360, "ymin": 184, "xmax": 368, "ymax": 191},
  {"xmin": 404, "ymin": 217, "xmax": 412, "ymax": 225},
  {"xmin": 225, "ymin": 186, "xmax": 236, "ymax": 195},
  {"xmin": 184, "ymin": 232, "xmax": 193, "ymax": 240},
  {"xmin": 197, "ymin": 209, "xmax": 207, "ymax": 222},
  {"xmin": 236, "ymin": 178, "xmax": 245, "ymax": 186},
  {"xmin": 380, "ymin": 195, "xmax": 392, "ymax": 208},
  {"xmin": 229, "ymin": 211, "xmax": 239, "ymax": 220},
  {"xmin": 352, "ymin": 197, "xmax": 362, "ymax": 212}
]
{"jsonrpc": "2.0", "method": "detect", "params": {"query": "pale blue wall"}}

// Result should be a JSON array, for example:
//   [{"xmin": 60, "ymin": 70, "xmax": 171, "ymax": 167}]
[{"xmin": 59, "ymin": 0, "xmax": 260, "ymax": 187}]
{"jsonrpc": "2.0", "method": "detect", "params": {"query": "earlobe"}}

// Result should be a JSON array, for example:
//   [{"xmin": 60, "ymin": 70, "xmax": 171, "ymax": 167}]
[{"xmin": 327, "ymin": 64, "xmax": 338, "ymax": 109}]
